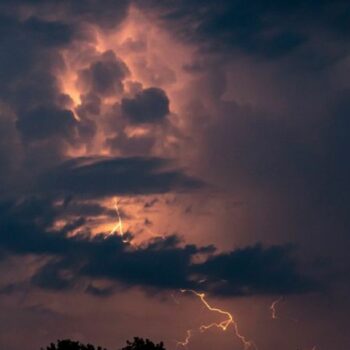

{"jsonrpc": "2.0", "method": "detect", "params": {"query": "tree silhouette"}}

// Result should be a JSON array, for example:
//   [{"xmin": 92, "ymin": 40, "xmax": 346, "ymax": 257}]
[
  {"xmin": 121, "ymin": 337, "xmax": 166, "ymax": 350},
  {"xmin": 41, "ymin": 339, "xmax": 107, "ymax": 350},
  {"xmin": 41, "ymin": 338, "xmax": 166, "ymax": 350}
]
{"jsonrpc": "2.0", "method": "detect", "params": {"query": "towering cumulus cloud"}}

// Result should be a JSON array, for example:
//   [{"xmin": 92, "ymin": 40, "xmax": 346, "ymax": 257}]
[{"xmin": 78, "ymin": 50, "xmax": 130, "ymax": 97}]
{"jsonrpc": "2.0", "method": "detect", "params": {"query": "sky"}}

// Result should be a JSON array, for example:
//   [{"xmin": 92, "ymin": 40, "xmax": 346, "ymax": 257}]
[{"xmin": 0, "ymin": 1, "xmax": 349, "ymax": 350}]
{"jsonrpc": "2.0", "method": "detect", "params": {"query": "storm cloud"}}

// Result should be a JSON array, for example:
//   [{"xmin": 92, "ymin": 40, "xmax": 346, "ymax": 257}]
[
  {"xmin": 38, "ymin": 156, "xmax": 202, "ymax": 198},
  {"xmin": 121, "ymin": 87, "xmax": 170, "ymax": 124},
  {"xmin": 141, "ymin": 0, "xmax": 350, "ymax": 60},
  {"xmin": 0, "ymin": 196, "xmax": 319, "ymax": 297},
  {"xmin": 0, "ymin": 1, "xmax": 349, "ymax": 349},
  {"xmin": 78, "ymin": 50, "xmax": 130, "ymax": 97}
]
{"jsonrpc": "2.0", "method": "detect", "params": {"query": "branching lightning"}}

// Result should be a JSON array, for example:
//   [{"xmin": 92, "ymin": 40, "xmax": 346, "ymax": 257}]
[
  {"xmin": 270, "ymin": 297, "xmax": 283, "ymax": 320},
  {"xmin": 177, "ymin": 289, "xmax": 256, "ymax": 350}
]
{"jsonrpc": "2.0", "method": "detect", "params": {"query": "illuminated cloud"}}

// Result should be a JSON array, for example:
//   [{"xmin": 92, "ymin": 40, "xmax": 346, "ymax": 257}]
[{"xmin": 78, "ymin": 50, "xmax": 130, "ymax": 97}]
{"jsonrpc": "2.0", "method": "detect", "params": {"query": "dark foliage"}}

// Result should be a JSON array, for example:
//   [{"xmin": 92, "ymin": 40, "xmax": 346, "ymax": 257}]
[
  {"xmin": 121, "ymin": 338, "xmax": 166, "ymax": 350},
  {"xmin": 41, "ymin": 339, "xmax": 107, "ymax": 350},
  {"xmin": 41, "ymin": 338, "xmax": 166, "ymax": 350}
]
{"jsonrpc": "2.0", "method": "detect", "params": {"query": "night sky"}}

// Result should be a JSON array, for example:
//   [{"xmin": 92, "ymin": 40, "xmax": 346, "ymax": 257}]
[{"xmin": 0, "ymin": 1, "xmax": 349, "ymax": 350}]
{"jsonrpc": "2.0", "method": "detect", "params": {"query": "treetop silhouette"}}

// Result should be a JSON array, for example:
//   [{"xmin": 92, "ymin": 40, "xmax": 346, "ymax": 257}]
[
  {"xmin": 41, "ymin": 337, "xmax": 166, "ymax": 350},
  {"xmin": 42, "ymin": 339, "xmax": 107, "ymax": 350},
  {"xmin": 121, "ymin": 337, "xmax": 166, "ymax": 350}
]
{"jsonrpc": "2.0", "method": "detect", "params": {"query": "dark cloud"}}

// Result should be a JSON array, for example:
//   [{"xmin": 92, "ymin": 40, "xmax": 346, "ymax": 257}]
[
  {"xmin": 0, "ymin": 112, "xmax": 20, "ymax": 188},
  {"xmin": 68, "ymin": 0, "xmax": 130, "ymax": 29},
  {"xmin": 0, "ymin": 15, "xmax": 72, "ymax": 112},
  {"xmin": 79, "ymin": 235, "xmax": 200, "ymax": 290},
  {"xmin": 140, "ymin": 0, "xmax": 349, "ymax": 60},
  {"xmin": 0, "ymin": 197, "xmax": 319, "ymax": 297},
  {"xmin": 121, "ymin": 87, "xmax": 170, "ymax": 124},
  {"xmin": 32, "ymin": 258, "xmax": 77, "ymax": 291},
  {"xmin": 0, "ymin": 0, "xmax": 130, "ymax": 30},
  {"xmin": 317, "ymin": 89, "xmax": 350, "ymax": 221},
  {"xmin": 16, "ymin": 105, "xmax": 77, "ymax": 142},
  {"xmin": 22, "ymin": 17, "xmax": 75, "ymax": 47},
  {"xmin": 78, "ymin": 50, "xmax": 129, "ymax": 97},
  {"xmin": 38, "ymin": 156, "xmax": 202, "ymax": 198},
  {"xmin": 0, "ymin": 197, "xmax": 77, "ymax": 256},
  {"xmin": 194, "ymin": 244, "xmax": 317, "ymax": 296},
  {"xmin": 62, "ymin": 201, "xmax": 115, "ymax": 218}
]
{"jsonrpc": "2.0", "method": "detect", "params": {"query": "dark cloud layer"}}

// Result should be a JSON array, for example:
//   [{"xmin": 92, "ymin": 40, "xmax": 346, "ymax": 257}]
[
  {"xmin": 0, "ymin": 196, "xmax": 319, "ymax": 297},
  {"xmin": 0, "ymin": 0, "xmax": 130, "ymax": 30},
  {"xmin": 38, "ymin": 156, "xmax": 202, "ymax": 198},
  {"xmin": 195, "ymin": 244, "xmax": 317, "ymax": 296},
  {"xmin": 142, "ymin": 0, "xmax": 350, "ymax": 60}
]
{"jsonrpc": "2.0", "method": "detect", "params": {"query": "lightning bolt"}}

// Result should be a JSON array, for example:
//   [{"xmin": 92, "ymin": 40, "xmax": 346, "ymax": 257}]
[
  {"xmin": 269, "ymin": 297, "xmax": 298, "ymax": 323},
  {"xmin": 176, "ymin": 330, "xmax": 193, "ymax": 348},
  {"xmin": 109, "ymin": 197, "xmax": 134, "ymax": 245},
  {"xmin": 270, "ymin": 297, "xmax": 283, "ymax": 320},
  {"xmin": 110, "ymin": 197, "xmax": 124, "ymax": 237},
  {"xmin": 177, "ymin": 289, "xmax": 256, "ymax": 350}
]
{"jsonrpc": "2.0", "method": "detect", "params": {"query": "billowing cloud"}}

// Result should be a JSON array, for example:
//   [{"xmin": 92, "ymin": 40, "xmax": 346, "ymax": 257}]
[
  {"xmin": 78, "ymin": 50, "xmax": 129, "ymax": 97},
  {"xmin": 121, "ymin": 87, "xmax": 170, "ymax": 124}
]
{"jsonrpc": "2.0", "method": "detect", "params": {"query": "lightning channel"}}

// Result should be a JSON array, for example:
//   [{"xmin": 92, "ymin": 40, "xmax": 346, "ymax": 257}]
[
  {"xmin": 178, "ymin": 289, "xmax": 256, "ymax": 350},
  {"xmin": 110, "ymin": 197, "xmax": 124, "ymax": 237},
  {"xmin": 270, "ymin": 297, "xmax": 283, "ymax": 320},
  {"xmin": 176, "ymin": 330, "xmax": 193, "ymax": 348},
  {"xmin": 109, "ymin": 197, "xmax": 134, "ymax": 245}
]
